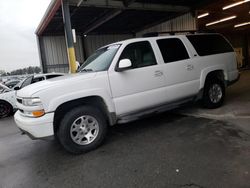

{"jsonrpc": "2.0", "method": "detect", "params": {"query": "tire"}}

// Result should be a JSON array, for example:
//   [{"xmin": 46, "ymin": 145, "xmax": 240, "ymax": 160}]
[
  {"xmin": 202, "ymin": 78, "xmax": 225, "ymax": 109},
  {"xmin": 57, "ymin": 106, "xmax": 107, "ymax": 154},
  {"xmin": 0, "ymin": 101, "xmax": 13, "ymax": 118}
]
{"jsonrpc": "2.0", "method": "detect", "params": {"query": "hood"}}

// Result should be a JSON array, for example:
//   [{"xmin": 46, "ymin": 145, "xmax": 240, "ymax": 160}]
[{"xmin": 17, "ymin": 72, "xmax": 97, "ymax": 97}]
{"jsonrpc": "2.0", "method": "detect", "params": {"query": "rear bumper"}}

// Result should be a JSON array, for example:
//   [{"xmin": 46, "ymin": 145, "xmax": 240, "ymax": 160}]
[{"xmin": 14, "ymin": 110, "xmax": 54, "ymax": 139}]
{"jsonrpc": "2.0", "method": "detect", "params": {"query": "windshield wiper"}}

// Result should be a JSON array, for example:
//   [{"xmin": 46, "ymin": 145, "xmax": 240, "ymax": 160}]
[{"xmin": 79, "ymin": 68, "xmax": 94, "ymax": 73}]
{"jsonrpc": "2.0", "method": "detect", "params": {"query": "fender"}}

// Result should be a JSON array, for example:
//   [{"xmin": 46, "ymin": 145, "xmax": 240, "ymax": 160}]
[
  {"xmin": 0, "ymin": 91, "xmax": 17, "ymax": 109},
  {"xmin": 199, "ymin": 65, "xmax": 228, "ymax": 89},
  {"xmin": 47, "ymin": 88, "xmax": 116, "ymax": 114}
]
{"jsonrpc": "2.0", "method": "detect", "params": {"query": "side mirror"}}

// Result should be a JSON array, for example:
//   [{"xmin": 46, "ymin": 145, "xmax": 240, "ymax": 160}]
[
  {"xmin": 116, "ymin": 59, "xmax": 132, "ymax": 72},
  {"xmin": 13, "ymin": 86, "xmax": 20, "ymax": 90}
]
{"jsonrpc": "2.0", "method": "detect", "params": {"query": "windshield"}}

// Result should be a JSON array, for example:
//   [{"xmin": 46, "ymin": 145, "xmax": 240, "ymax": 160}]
[
  {"xmin": 78, "ymin": 44, "xmax": 120, "ymax": 72},
  {"xmin": 20, "ymin": 76, "xmax": 33, "ymax": 89}
]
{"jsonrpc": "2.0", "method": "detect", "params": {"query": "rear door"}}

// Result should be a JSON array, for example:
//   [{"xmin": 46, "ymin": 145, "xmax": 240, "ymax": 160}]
[{"xmin": 156, "ymin": 37, "xmax": 200, "ymax": 102}]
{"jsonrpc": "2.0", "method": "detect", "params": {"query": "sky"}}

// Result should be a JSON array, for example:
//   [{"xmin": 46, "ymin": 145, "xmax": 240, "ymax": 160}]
[{"xmin": 0, "ymin": 0, "xmax": 51, "ymax": 72}]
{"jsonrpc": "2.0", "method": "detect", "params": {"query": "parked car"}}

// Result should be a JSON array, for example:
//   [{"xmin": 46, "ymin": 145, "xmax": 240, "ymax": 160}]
[
  {"xmin": 14, "ymin": 34, "xmax": 239, "ymax": 154},
  {"xmin": 4, "ymin": 80, "xmax": 21, "ymax": 89},
  {"xmin": 0, "ymin": 73, "xmax": 64, "ymax": 118}
]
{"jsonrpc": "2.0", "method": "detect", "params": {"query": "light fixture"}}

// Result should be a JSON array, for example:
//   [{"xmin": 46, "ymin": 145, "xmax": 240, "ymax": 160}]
[
  {"xmin": 206, "ymin": 16, "xmax": 237, "ymax": 26},
  {"xmin": 198, "ymin": 13, "xmax": 209, "ymax": 19},
  {"xmin": 234, "ymin": 22, "xmax": 250, "ymax": 27},
  {"xmin": 223, "ymin": 0, "xmax": 250, "ymax": 10}
]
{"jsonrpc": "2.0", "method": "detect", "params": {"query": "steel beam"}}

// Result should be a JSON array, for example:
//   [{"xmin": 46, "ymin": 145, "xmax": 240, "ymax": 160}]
[
  {"xmin": 83, "ymin": 10, "xmax": 122, "ymax": 34},
  {"xmin": 82, "ymin": 0, "xmax": 136, "ymax": 34},
  {"xmin": 36, "ymin": 0, "xmax": 61, "ymax": 35},
  {"xmin": 74, "ymin": 0, "xmax": 189, "ymax": 12},
  {"xmin": 61, "ymin": 0, "xmax": 77, "ymax": 73},
  {"xmin": 123, "ymin": 0, "xmax": 135, "ymax": 7}
]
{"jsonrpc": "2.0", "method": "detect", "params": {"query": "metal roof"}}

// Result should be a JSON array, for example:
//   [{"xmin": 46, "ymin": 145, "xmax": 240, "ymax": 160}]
[
  {"xmin": 197, "ymin": 0, "xmax": 250, "ymax": 34},
  {"xmin": 36, "ymin": 0, "xmax": 214, "ymax": 36}
]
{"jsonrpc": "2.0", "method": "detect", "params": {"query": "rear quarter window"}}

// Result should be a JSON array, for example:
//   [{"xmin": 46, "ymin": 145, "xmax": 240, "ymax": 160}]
[{"xmin": 187, "ymin": 34, "xmax": 233, "ymax": 56}]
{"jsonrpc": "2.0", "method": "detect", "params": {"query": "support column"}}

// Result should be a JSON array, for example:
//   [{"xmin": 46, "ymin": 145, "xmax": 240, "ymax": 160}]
[
  {"xmin": 36, "ymin": 36, "xmax": 48, "ymax": 73},
  {"xmin": 61, "ymin": 0, "xmax": 77, "ymax": 73}
]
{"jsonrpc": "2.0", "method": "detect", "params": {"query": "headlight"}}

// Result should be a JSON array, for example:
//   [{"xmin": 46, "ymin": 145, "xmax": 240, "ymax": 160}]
[
  {"xmin": 22, "ymin": 98, "xmax": 42, "ymax": 106},
  {"xmin": 20, "ymin": 97, "xmax": 45, "ymax": 117}
]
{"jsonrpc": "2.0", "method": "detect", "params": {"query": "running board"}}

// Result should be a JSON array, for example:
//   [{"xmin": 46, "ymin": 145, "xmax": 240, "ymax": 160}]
[{"xmin": 117, "ymin": 97, "xmax": 194, "ymax": 124}]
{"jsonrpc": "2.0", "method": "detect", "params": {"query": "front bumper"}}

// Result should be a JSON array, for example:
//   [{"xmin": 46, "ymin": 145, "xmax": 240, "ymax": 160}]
[{"xmin": 14, "ymin": 110, "xmax": 54, "ymax": 139}]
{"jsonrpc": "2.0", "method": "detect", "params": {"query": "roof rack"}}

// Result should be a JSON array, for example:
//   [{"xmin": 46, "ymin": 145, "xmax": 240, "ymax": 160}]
[{"xmin": 142, "ymin": 30, "xmax": 201, "ymax": 37}]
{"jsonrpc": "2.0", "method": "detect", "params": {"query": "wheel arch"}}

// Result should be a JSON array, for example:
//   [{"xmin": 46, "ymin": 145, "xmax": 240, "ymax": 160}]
[
  {"xmin": 0, "ymin": 99, "xmax": 14, "ymax": 116},
  {"xmin": 53, "ymin": 96, "xmax": 116, "ymax": 134},
  {"xmin": 200, "ymin": 67, "xmax": 227, "ymax": 90},
  {"xmin": 0, "ymin": 99, "xmax": 13, "ymax": 109},
  {"xmin": 196, "ymin": 69, "xmax": 226, "ymax": 101}
]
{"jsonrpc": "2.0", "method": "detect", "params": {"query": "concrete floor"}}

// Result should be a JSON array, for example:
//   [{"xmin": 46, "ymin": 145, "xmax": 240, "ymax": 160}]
[
  {"xmin": 177, "ymin": 70, "xmax": 250, "ymax": 133},
  {"xmin": 0, "ymin": 71, "xmax": 250, "ymax": 188},
  {"xmin": 0, "ymin": 114, "xmax": 250, "ymax": 188}
]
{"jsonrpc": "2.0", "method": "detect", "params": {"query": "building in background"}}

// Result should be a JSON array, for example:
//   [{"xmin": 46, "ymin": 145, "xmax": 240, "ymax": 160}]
[{"xmin": 36, "ymin": 0, "xmax": 250, "ymax": 73}]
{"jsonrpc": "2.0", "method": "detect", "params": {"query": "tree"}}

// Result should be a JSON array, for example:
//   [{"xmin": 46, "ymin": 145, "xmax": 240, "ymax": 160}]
[
  {"xmin": 0, "ymin": 70, "xmax": 6, "ymax": 76},
  {"xmin": 8, "ymin": 66, "xmax": 41, "ymax": 76}
]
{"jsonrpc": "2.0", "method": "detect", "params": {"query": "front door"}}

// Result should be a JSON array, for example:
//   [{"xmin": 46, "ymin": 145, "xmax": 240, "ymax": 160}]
[{"xmin": 108, "ymin": 41, "xmax": 166, "ymax": 115}]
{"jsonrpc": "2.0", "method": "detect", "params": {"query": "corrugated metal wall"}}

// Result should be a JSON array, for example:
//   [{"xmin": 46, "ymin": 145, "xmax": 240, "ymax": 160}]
[
  {"xmin": 39, "ymin": 36, "xmax": 84, "ymax": 73},
  {"xmin": 38, "ymin": 13, "xmax": 196, "ymax": 73},
  {"xmin": 136, "ymin": 13, "xmax": 197, "ymax": 37},
  {"xmin": 84, "ymin": 34, "xmax": 132, "ymax": 57},
  {"xmin": 39, "ymin": 34, "xmax": 132, "ymax": 73}
]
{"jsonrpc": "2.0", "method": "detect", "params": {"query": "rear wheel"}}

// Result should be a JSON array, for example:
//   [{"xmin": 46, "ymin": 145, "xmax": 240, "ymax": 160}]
[
  {"xmin": 202, "ymin": 79, "xmax": 225, "ymax": 109},
  {"xmin": 57, "ymin": 106, "xmax": 107, "ymax": 154},
  {"xmin": 0, "ymin": 101, "xmax": 13, "ymax": 118}
]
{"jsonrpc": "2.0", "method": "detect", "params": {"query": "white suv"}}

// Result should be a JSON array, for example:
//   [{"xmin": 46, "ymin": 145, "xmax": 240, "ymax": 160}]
[{"xmin": 14, "ymin": 34, "xmax": 239, "ymax": 154}]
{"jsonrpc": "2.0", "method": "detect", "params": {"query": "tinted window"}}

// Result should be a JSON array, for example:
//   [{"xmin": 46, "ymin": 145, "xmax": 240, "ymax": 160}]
[
  {"xmin": 119, "ymin": 41, "xmax": 157, "ymax": 69},
  {"xmin": 46, "ymin": 75, "xmax": 62, "ymax": 79},
  {"xmin": 187, "ymin": 34, "xmax": 234, "ymax": 56},
  {"xmin": 157, "ymin": 38, "xmax": 189, "ymax": 63},
  {"xmin": 32, "ymin": 76, "xmax": 45, "ymax": 83},
  {"xmin": 5, "ymin": 81, "xmax": 19, "ymax": 88}
]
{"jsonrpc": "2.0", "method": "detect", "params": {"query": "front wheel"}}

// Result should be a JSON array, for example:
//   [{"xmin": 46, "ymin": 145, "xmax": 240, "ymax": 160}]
[
  {"xmin": 202, "ymin": 79, "xmax": 225, "ymax": 109},
  {"xmin": 0, "ymin": 101, "xmax": 13, "ymax": 118},
  {"xmin": 57, "ymin": 106, "xmax": 107, "ymax": 154}
]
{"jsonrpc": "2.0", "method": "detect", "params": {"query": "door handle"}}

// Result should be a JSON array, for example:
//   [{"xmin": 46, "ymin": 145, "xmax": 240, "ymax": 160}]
[
  {"xmin": 186, "ymin": 64, "xmax": 194, "ymax": 70},
  {"xmin": 154, "ymin": 70, "xmax": 163, "ymax": 77}
]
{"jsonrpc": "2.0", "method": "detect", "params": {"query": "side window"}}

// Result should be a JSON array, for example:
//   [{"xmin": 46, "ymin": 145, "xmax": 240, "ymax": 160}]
[
  {"xmin": 186, "ymin": 34, "xmax": 234, "ymax": 56},
  {"xmin": 119, "ymin": 41, "xmax": 157, "ymax": 69},
  {"xmin": 157, "ymin": 38, "xmax": 189, "ymax": 63},
  {"xmin": 46, "ymin": 75, "xmax": 62, "ymax": 79},
  {"xmin": 32, "ymin": 76, "xmax": 45, "ymax": 83}
]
